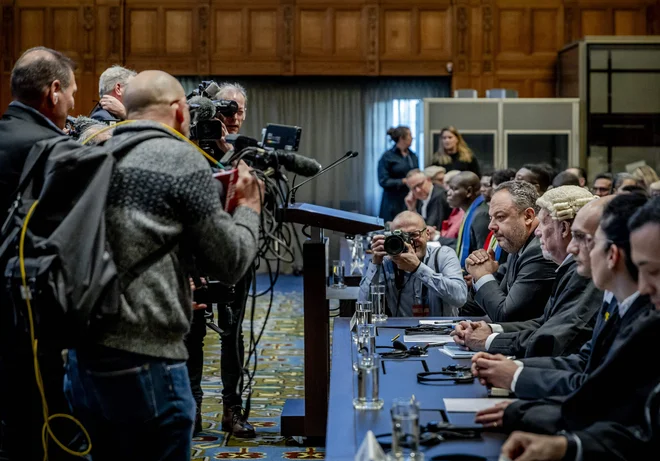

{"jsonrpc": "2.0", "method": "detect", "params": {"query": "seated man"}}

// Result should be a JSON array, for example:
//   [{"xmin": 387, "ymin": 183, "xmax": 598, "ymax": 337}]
[
  {"xmin": 516, "ymin": 164, "xmax": 553, "ymax": 195},
  {"xmin": 453, "ymin": 186, "xmax": 601, "ymax": 360},
  {"xmin": 404, "ymin": 168, "xmax": 451, "ymax": 230},
  {"xmin": 465, "ymin": 181, "xmax": 557, "ymax": 322},
  {"xmin": 498, "ymin": 196, "xmax": 660, "ymax": 461},
  {"xmin": 359, "ymin": 211, "xmax": 467, "ymax": 317},
  {"xmin": 474, "ymin": 195, "xmax": 660, "ymax": 439}
]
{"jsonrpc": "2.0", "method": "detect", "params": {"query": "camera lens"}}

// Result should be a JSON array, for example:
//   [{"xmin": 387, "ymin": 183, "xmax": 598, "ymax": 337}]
[{"xmin": 384, "ymin": 234, "xmax": 405, "ymax": 256}]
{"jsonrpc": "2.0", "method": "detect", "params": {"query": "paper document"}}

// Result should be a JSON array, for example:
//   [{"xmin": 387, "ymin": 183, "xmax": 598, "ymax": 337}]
[
  {"xmin": 443, "ymin": 398, "xmax": 517, "ymax": 413},
  {"xmin": 403, "ymin": 334, "xmax": 453, "ymax": 343},
  {"xmin": 439, "ymin": 344, "xmax": 477, "ymax": 358}
]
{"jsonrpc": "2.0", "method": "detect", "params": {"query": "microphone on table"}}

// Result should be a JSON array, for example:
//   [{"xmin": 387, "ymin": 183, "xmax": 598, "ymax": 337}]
[{"xmin": 287, "ymin": 150, "xmax": 359, "ymax": 205}]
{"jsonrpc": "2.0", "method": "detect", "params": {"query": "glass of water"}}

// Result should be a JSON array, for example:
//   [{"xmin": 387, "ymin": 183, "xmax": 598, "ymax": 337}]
[
  {"xmin": 352, "ymin": 301, "xmax": 373, "ymax": 343},
  {"xmin": 331, "ymin": 260, "xmax": 345, "ymax": 288},
  {"xmin": 370, "ymin": 284, "xmax": 387, "ymax": 322},
  {"xmin": 352, "ymin": 324, "xmax": 376, "ymax": 371},
  {"xmin": 390, "ymin": 397, "xmax": 422, "ymax": 460},
  {"xmin": 352, "ymin": 354, "xmax": 383, "ymax": 410}
]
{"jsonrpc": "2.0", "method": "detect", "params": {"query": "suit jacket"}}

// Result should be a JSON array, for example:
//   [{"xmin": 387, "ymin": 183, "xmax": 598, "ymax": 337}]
[
  {"xmin": 0, "ymin": 104, "xmax": 63, "ymax": 225},
  {"xmin": 513, "ymin": 294, "xmax": 644, "ymax": 400},
  {"xmin": 90, "ymin": 104, "xmax": 119, "ymax": 123},
  {"xmin": 468, "ymin": 201, "xmax": 491, "ymax": 256},
  {"xmin": 572, "ymin": 382, "xmax": 660, "ymax": 461},
  {"xmin": 474, "ymin": 232, "xmax": 557, "ymax": 322},
  {"xmin": 488, "ymin": 259, "xmax": 601, "ymax": 358},
  {"xmin": 415, "ymin": 185, "xmax": 451, "ymax": 229},
  {"xmin": 504, "ymin": 297, "xmax": 660, "ymax": 435}
]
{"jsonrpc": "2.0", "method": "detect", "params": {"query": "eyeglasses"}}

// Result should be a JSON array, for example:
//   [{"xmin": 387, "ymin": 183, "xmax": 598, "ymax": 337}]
[
  {"xmin": 408, "ymin": 228, "xmax": 427, "ymax": 239},
  {"xmin": 571, "ymin": 231, "xmax": 593, "ymax": 247},
  {"xmin": 592, "ymin": 187, "xmax": 611, "ymax": 193}
]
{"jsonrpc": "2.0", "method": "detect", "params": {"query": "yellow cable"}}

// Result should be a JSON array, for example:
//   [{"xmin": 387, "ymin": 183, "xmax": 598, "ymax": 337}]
[
  {"xmin": 19, "ymin": 201, "xmax": 92, "ymax": 459},
  {"xmin": 81, "ymin": 119, "xmax": 222, "ymax": 167}
]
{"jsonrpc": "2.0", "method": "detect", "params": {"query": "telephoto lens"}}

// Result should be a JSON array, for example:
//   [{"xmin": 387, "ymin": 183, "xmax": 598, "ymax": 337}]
[{"xmin": 383, "ymin": 230, "xmax": 411, "ymax": 256}]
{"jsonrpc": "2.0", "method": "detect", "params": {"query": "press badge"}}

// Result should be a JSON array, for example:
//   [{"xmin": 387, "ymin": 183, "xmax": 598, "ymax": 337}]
[{"xmin": 412, "ymin": 304, "xmax": 430, "ymax": 317}]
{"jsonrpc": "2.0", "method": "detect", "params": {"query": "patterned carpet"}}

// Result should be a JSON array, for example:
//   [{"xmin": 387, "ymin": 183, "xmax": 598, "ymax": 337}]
[{"xmin": 192, "ymin": 275, "xmax": 326, "ymax": 460}]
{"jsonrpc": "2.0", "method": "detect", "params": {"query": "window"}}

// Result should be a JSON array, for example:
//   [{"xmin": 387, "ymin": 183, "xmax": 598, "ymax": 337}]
[{"xmin": 392, "ymin": 99, "xmax": 424, "ymax": 167}]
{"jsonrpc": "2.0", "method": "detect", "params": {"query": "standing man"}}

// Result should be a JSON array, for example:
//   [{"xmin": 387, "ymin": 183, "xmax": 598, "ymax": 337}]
[
  {"xmin": 466, "ymin": 181, "xmax": 557, "ymax": 322},
  {"xmin": 0, "ymin": 46, "xmax": 79, "ymax": 460},
  {"xmin": 90, "ymin": 65, "xmax": 136, "ymax": 123}
]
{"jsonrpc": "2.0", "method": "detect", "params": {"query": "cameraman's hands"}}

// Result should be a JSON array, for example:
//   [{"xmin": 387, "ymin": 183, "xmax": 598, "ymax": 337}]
[
  {"xmin": 391, "ymin": 243, "xmax": 421, "ymax": 272},
  {"xmin": 189, "ymin": 277, "xmax": 208, "ymax": 311},
  {"xmin": 370, "ymin": 235, "xmax": 388, "ymax": 265},
  {"xmin": 213, "ymin": 119, "xmax": 233, "ymax": 154},
  {"xmin": 234, "ymin": 160, "xmax": 265, "ymax": 214}
]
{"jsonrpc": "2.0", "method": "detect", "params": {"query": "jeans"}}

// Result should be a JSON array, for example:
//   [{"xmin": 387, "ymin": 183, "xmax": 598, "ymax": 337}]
[{"xmin": 63, "ymin": 347, "xmax": 195, "ymax": 461}]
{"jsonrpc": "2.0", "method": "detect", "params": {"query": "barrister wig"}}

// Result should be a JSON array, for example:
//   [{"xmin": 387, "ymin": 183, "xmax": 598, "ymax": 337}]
[{"xmin": 536, "ymin": 185, "xmax": 597, "ymax": 222}]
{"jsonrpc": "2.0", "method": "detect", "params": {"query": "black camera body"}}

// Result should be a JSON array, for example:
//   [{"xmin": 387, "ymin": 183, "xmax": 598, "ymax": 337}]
[{"xmin": 384, "ymin": 230, "xmax": 411, "ymax": 256}]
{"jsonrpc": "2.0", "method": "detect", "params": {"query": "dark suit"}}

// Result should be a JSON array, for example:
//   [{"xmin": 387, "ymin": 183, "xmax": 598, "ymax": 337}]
[
  {"xmin": 473, "ymin": 232, "xmax": 557, "ymax": 322},
  {"xmin": 415, "ymin": 185, "xmax": 451, "ymax": 229},
  {"xmin": 468, "ymin": 201, "xmax": 491, "ymax": 256},
  {"xmin": 378, "ymin": 146, "xmax": 419, "ymax": 222},
  {"xmin": 0, "ymin": 104, "xmax": 80, "ymax": 460},
  {"xmin": 503, "ymin": 297, "xmax": 660, "ymax": 435},
  {"xmin": 488, "ymin": 258, "xmax": 601, "ymax": 358},
  {"xmin": 90, "ymin": 104, "xmax": 119, "ymax": 123},
  {"xmin": 0, "ymin": 104, "xmax": 63, "ymax": 225},
  {"xmin": 513, "ymin": 293, "xmax": 648, "ymax": 400}
]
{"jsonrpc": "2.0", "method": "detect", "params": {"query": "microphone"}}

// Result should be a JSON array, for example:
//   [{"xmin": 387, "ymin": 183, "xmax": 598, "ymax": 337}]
[
  {"xmin": 274, "ymin": 151, "xmax": 322, "ymax": 177},
  {"xmin": 287, "ymin": 150, "xmax": 358, "ymax": 204},
  {"xmin": 188, "ymin": 95, "xmax": 216, "ymax": 122}
]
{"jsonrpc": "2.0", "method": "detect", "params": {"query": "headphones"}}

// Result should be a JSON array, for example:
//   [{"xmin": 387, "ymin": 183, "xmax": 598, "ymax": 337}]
[{"xmin": 417, "ymin": 365, "xmax": 475, "ymax": 384}]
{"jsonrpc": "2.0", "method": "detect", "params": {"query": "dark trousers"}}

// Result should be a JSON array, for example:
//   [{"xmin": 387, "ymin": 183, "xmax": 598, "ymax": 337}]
[
  {"xmin": 185, "ymin": 309, "xmax": 207, "ymax": 410},
  {"xmin": 64, "ymin": 348, "xmax": 195, "ymax": 461}
]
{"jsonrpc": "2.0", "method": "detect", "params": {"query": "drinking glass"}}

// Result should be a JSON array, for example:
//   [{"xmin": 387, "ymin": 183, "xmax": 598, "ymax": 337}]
[
  {"xmin": 390, "ymin": 397, "xmax": 422, "ymax": 460},
  {"xmin": 352, "ymin": 354, "xmax": 383, "ymax": 410},
  {"xmin": 352, "ymin": 323, "xmax": 376, "ymax": 370},
  {"xmin": 352, "ymin": 301, "xmax": 373, "ymax": 343},
  {"xmin": 370, "ymin": 284, "xmax": 387, "ymax": 322},
  {"xmin": 331, "ymin": 260, "xmax": 345, "ymax": 288}
]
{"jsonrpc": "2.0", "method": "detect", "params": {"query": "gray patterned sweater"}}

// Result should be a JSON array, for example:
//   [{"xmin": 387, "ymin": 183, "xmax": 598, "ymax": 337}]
[{"xmin": 98, "ymin": 121, "xmax": 260, "ymax": 360}]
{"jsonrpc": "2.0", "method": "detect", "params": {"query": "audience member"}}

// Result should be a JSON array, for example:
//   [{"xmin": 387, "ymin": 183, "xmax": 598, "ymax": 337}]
[
  {"xmin": 404, "ymin": 169, "xmax": 451, "ymax": 230},
  {"xmin": 499, "ymin": 196, "xmax": 660, "ymax": 461},
  {"xmin": 454, "ymin": 186, "xmax": 600, "ymax": 361},
  {"xmin": 359, "ymin": 211, "xmax": 467, "ymax": 316},
  {"xmin": 446, "ymin": 172, "xmax": 490, "ymax": 268},
  {"xmin": 614, "ymin": 172, "xmax": 637, "ymax": 193},
  {"xmin": 619, "ymin": 184, "xmax": 650, "ymax": 198},
  {"xmin": 551, "ymin": 171, "xmax": 580, "ymax": 188},
  {"xmin": 476, "ymin": 195, "xmax": 659, "ymax": 440},
  {"xmin": 516, "ymin": 164, "xmax": 553, "ymax": 195},
  {"xmin": 480, "ymin": 173, "xmax": 493, "ymax": 203},
  {"xmin": 565, "ymin": 167, "xmax": 587, "ymax": 188},
  {"xmin": 431, "ymin": 126, "xmax": 481, "ymax": 177},
  {"xmin": 465, "ymin": 181, "xmax": 557, "ymax": 322},
  {"xmin": 91, "ymin": 65, "xmax": 136, "ymax": 122},
  {"xmin": 483, "ymin": 169, "xmax": 517, "ymax": 265},
  {"xmin": 378, "ymin": 126, "xmax": 419, "ymax": 222},
  {"xmin": 632, "ymin": 165, "xmax": 660, "ymax": 190},
  {"xmin": 0, "ymin": 46, "xmax": 79, "ymax": 460},
  {"xmin": 592, "ymin": 172, "xmax": 614, "ymax": 197},
  {"xmin": 651, "ymin": 181, "xmax": 660, "ymax": 197},
  {"xmin": 423, "ymin": 165, "xmax": 446, "ymax": 187}
]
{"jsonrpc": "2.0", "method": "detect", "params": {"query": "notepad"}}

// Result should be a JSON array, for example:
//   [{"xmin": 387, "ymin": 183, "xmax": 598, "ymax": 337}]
[
  {"xmin": 443, "ymin": 398, "xmax": 517, "ymax": 413},
  {"xmin": 403, "ymin": 334, "xmax": 453, "ymax": 343},
  {"xmin": 439, "ymin": 343, "xmax": 477, "ymax": 358}
]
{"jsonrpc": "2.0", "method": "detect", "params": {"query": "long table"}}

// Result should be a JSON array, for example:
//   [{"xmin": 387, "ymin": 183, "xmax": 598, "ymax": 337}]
[{"xmin": 326, "ymin": 318, "xmax": 507, "ymax": 460}]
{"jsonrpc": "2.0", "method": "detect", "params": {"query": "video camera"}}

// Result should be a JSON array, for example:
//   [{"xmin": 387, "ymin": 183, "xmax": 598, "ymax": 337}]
[{"xmin": 383, "ymin": 230, "xmax": 411, "ymax": 256}]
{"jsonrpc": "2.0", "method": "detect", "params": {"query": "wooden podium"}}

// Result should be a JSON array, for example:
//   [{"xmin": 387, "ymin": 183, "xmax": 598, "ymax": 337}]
[{"xmin": 278, "ymin": 203, "xmax": 383, "ymax": 439}]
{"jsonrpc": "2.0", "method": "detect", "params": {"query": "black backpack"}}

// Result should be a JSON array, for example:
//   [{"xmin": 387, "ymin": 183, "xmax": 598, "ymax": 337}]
[{"xmin": 0, "ymin": 131, "xmax": 173, "ymax": 347}]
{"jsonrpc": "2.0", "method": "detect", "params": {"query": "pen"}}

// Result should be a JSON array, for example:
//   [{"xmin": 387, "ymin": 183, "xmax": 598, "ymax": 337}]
[{"xmin": 391, "ymin": 334, "xmax": 400, "ymax": 342}]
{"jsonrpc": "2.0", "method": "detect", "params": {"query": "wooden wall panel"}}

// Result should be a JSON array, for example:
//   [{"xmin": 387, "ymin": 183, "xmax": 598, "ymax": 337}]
[{"xmin": 1, "ymin": 0, "xmax": 660, "ymax": 113}]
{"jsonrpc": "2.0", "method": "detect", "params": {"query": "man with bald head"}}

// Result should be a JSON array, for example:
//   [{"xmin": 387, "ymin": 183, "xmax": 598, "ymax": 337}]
[
  {"xmin": 62, "ymin": 70, "xmax": 264, "ymax": 459},
  {"xmin": 454, "ymin": 186, "xmax": 602, "ymax": 362},
  {"xmin": 0, "ymin": 46, "xmax": 79, "ymax": 460},
  {"xmin": 360, "ymin": 211, "xmax": 467, "ymax": 316},
  {"xmin": 446, "ymin": 171, "xmax": 491, "ymax": 268},
  {"xmin": 465, "ymin": 181, "xmax": 557, "ymax": 322}
]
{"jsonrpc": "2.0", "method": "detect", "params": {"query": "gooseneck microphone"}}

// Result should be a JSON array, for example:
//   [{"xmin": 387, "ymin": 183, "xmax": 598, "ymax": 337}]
[{"xmin": 287, "ymin": 150, "xmax": 359, "ymax": 205}]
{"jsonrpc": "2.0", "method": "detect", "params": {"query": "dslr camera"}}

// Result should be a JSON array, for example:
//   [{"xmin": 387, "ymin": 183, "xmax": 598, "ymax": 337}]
[{"xmin": 384, "ymin": 230, "xmax": 411, "ymax": 256}]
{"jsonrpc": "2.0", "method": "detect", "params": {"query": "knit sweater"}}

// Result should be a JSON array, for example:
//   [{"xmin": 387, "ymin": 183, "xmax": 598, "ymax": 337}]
[{"xmin": 97, "ymin": 121, "xmax": 260, "ymax": 360}]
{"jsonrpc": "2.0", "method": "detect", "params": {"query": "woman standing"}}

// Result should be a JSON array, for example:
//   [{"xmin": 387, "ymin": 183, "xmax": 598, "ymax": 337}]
[
  {"xmin": 432, "ymin": 126, "xmax": 481, "ymax": 177},
  {"xmin": 378, "ymin": 126, "xmax": 419, "ymax": 222}
]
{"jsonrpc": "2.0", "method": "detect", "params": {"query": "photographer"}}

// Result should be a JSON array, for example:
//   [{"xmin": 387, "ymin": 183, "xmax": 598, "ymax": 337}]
[
  {"xmin": 359, "ymin": 211, "xmax": 467, "ymax": 317},
  {"xmin": 63, "ymin": 70, "xmax": 263, "ymax": 460},
  {"xmin": 185, "ymin": 82, "xmax": 257, "ymax": 438}
]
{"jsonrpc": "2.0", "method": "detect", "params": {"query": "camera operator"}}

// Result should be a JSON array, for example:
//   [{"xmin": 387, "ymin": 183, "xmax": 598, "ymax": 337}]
[
  {"xmin": 359, "ymin": 211, "xmax": 467, "ymax": 317},
  {"xmin": 0, "ymin": 46, "xmax": 79, "ymax": 460},
  {"xmin": 62, "ymin": 70, "xmax": 263, "ymax": 460},
  {"xmin": 185, "ymin": 82, "xmax": 257, "ymax": 438},
  {"xmin": 90, "ymin": 65, "xmax": 136, "ymax": 123}
]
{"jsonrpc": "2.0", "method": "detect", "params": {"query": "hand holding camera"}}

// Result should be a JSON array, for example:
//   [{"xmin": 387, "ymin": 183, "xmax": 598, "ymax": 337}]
[
  {"xmin": 391, "ymin": 242, "xmax": 421, "ymax": 273},
  {"xmin": 369, "ymin": 235, "xmax": 388, "ymax": 265}
]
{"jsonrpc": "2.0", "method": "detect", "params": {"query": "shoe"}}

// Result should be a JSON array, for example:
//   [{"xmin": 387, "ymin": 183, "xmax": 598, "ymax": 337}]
[{"xmin": 222, "ymin": 405, "xmax": 256, "ymax": 438}]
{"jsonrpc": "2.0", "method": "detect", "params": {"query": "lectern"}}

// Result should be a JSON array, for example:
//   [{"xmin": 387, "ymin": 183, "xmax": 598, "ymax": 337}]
[{"xmin": 279, "ymin": 203, "xmax": 383, "ymax": 438}]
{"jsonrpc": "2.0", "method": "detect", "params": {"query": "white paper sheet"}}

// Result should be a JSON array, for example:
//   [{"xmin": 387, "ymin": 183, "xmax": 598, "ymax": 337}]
[
  {"xmin": 439, "ymin": 344, "xmax": 477, "ymax": 358},
  {"xmin": 403, "ymin": 334, "xmax": 453, "ymax": 343},
  {"xmin": 443, "ymin": 398, "xmax": 517, "ymax": 413},
  {"xmin": 419, "ymin": 319, "xmax": 456, "ymax": 325}
]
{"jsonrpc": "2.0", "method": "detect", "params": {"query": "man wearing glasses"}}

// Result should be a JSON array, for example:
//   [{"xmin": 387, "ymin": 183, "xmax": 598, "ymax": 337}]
[{"xmin": 359, "ymin": 211, "xmax": 467, "ymax": 317}]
